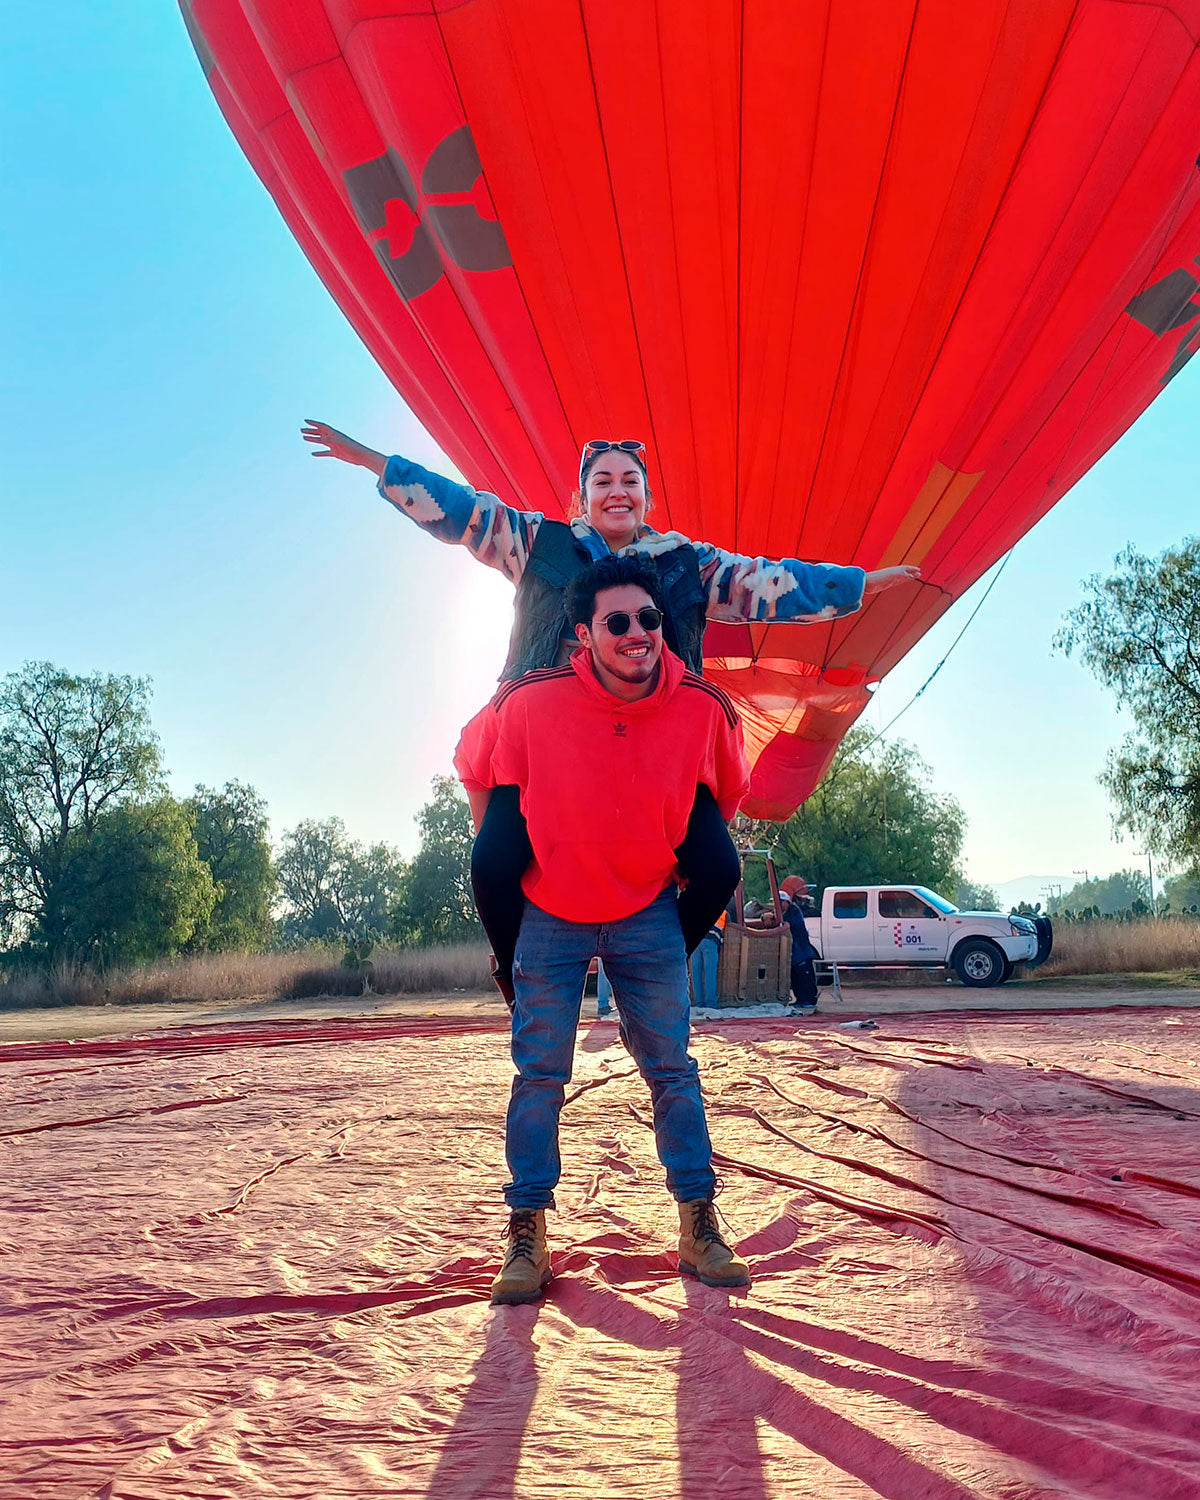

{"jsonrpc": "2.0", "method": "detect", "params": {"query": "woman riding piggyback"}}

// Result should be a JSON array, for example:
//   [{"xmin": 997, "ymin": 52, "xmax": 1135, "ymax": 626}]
[{"xmin": 302, "ymin": 421, "xmax": 919, "ymax": 1001}]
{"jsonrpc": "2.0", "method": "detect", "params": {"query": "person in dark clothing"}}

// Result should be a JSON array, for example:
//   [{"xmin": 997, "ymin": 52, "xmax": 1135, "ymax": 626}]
[{"xmin": 779, "ymin": 876, "xmax": 819, "ymax": 1013}]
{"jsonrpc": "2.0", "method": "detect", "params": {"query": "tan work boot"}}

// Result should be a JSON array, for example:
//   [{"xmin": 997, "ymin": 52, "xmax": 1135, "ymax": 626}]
[
  {"xmin": 490, "ymin": 1209, "xmax": 551, "ymax": 1305},
  {"xmin": 678, "ymin": 1198, "xmax": 751, "ymax": 1288}
]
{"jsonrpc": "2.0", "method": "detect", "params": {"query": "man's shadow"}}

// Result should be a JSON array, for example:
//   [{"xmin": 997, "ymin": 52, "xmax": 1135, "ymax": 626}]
[
  {"xmin": 423, "ymin": 1301, "xmax": 542, "ymax": 1499},
  {"xmin": 424, "ymin": 1020, "xmax": 1200, "ymax": 1499},
  {"xmin": 423, "ymin": 1247, "xmax": 993, "ymax": 1500},
  {"xmin": 421, "ymin": 1273, "xmax": 769, "ymax": 1500},
  {"xmin": 556, "ymin": 1268, "xmax": 993, "ymax": 1500}
]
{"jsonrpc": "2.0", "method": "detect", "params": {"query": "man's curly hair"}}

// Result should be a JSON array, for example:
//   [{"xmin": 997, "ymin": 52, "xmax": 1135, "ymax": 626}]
[{"xmin": 566, "ymin": 555, "xmax": 664, "ymax": 629}]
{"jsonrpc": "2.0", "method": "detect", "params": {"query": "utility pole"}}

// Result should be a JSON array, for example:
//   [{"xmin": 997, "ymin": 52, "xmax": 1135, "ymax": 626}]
[
  {"xmin": 1134, "ymin": 849, "xmax": 1156, "ymax": 911},
  {"xmin": 1073, "ymin": 868, "xmax": 1088, "ymax": 887}
]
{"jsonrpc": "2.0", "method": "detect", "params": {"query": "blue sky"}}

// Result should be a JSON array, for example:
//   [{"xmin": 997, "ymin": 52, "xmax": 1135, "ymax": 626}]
[{"xmin": 3, "ymin": 6, "xmax": 1197, "ymax": 899}]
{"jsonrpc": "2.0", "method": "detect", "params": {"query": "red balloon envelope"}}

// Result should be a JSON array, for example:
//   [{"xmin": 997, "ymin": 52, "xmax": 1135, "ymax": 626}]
[{"xmin": 182, "ymin": 0, "xmax": 1200, "ymax": 817}]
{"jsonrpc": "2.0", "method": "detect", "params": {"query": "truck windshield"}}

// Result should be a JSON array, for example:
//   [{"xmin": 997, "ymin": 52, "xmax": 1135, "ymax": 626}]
[{"xmin": 914, "ymin": 887, "xmax": 959, "ymax": 914}]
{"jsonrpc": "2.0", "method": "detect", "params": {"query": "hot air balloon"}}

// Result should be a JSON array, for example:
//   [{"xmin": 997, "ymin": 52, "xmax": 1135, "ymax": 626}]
[{"xmin": 181, "ymin": 0, "xmax": 1200, "ymax": 817}]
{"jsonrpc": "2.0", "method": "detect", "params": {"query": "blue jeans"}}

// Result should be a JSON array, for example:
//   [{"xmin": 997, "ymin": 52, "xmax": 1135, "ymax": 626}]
[
  {"xmin": 596, "ymin": 959, "xmax": 613, "ymax": 1014},
  {"xmin": 505, "ymin": 888, "xmax": 717, "ymax": 1209},
  {"xmin": 689, "ymin": 934, "xmax": 721, "ymax": 1007}
]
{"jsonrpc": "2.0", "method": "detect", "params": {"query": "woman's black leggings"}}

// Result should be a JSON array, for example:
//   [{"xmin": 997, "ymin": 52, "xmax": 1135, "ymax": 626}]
[{"xmin": 470, "ymin": 783, "xmax": 741, "ymax": 980}]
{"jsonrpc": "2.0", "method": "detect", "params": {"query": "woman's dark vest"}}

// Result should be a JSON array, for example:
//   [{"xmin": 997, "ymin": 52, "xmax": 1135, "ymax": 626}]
[{"xmin": 500, "ymin": 520, "xmax": 706, "ymax": 681}]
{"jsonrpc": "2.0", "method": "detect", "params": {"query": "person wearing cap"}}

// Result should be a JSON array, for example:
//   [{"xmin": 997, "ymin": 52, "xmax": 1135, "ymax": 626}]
[
  {"xmin": 779, "ymin": 875, "xmax": 820, "ymax": 1014},
  {"xmin": 301, "ymin": 420, "xmax": 918, "ymax": 1002},
  {"xmin": 455, "ymin": 554, "xmax": 752, "ymax": 1303}
]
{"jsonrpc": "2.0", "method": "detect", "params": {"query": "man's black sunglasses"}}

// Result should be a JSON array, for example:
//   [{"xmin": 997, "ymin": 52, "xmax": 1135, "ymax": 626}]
[{"xmin": 599, "ymin": 607, "xmax": 663, "ymax": 637}]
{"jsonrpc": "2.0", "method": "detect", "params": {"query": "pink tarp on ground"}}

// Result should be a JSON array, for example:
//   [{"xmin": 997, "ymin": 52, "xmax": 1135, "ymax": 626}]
[{"xmin": 4, "ymin": 1008, "xmax": 1200, "ymax": 1498}]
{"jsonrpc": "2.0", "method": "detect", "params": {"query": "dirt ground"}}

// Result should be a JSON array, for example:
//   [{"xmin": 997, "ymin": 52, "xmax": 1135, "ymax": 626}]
[{"xmin": 2, "ymin": 971, "xmax": 1199, "ymax": 1044}]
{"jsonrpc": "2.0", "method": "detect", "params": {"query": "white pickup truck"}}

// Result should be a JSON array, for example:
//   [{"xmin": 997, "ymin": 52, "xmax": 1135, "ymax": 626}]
[{"xmin": 805, "ymin": 884, "xmax": 1052, "ymax": 987}]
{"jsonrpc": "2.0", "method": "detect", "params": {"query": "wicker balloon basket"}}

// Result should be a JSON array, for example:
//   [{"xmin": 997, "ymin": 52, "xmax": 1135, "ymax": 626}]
[
  {"xmin": 715, "ymin": 922, "xmax": 791, "ymax": 1005},
  {"xmin": 713, "ymin": 848, "xmax": 794, "ymax": 1005}
]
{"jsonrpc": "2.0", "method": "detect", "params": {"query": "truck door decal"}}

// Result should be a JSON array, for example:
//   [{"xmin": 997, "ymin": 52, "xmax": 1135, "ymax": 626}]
[{"xmin": 893, "ymin": 921, "xmax": 938, "ymax": 951}]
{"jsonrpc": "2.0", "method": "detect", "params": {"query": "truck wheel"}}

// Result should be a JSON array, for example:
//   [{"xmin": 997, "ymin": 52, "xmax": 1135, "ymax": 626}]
[{"xmin": 952, "ymin": 939, "xmax": 1006, "ymax": 988}]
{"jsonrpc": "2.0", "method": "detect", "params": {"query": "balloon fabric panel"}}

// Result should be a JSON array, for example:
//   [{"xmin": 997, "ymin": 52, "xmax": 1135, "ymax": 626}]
[{"xmin": 183, "ymin": 0, "xmax": 1200, "ymax": 817}]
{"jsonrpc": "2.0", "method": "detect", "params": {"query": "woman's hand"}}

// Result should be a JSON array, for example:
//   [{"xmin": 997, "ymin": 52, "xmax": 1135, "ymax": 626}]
[
  {"xmin": 301, "ymin": 420, "xmax": 387, "ymax": 477},
  {"xmin": 862, "ymin": 564, "xmax": 921, "ymax": 595}
]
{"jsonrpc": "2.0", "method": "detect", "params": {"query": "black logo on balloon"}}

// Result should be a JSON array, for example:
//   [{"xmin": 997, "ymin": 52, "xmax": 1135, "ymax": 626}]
[
  {"xmin": 343, "ymin": 126, "xmax": 512, "ymax": 302},
  {"xmin": 1125, "ymin": 258, "xmax": 1200, "ymax": 386}
]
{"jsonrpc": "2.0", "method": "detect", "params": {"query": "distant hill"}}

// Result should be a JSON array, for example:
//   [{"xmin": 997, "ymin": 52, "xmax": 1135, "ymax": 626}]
[{"xmin": 993, "ymin": 876, "xmax": 1077, "ymax": 911}]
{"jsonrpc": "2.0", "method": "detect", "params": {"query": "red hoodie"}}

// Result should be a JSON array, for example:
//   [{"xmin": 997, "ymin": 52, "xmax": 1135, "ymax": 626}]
[{"xmin": 455, "ymin": 646, "xmax": 750, "ymax": 924}]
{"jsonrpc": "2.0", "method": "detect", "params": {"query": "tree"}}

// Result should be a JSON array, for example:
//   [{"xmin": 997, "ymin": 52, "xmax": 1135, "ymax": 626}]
[
  {"xmin": 0, "ymin": 663, "xmax": 163, "ymax": 960},
  {"xmin": 1163, "ymin": 871, "xmax": 1200, "ymax": 912},
  {"xmin": 47, "ymin": 798, "xmax": 217, "ymax": 966},
  {"xmin": 1056, "ymin": 539, "xmax": 1200, "ymax": 876},
  {"xmin": 276, "ymin": 817, "xmax": 406, "ymax": 944},
  {"xmin": 185, "ymin": 782, "xmax": 276, "ymax": 950},
  {"xmin": 395, "ymin": 776, "xmax": 481, "ymax": 946},
  {"xmin": 742, "ymin": 729, "xmax": 966, "ymax": 897},
  {"xmin": 1052, "ymin": 868, "xmax": 1150, "ymax": 916},
  {"xmin": 955, "ymin": 878, "xmax": 1000, "ymax": 911}
]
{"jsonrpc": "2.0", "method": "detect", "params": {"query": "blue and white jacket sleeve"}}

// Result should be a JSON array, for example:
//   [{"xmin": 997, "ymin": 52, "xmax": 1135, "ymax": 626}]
[
  {"xmin": 691, "ymin": 539, "xmax": 865, "ymax": 623},
  {"xmin": 378, "ymin": 456, "xmax": 544, "ymax": 585}
]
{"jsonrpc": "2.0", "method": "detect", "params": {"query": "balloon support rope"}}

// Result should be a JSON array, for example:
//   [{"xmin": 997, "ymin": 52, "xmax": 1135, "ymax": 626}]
[{"xmin": 860, "ymin": 551, "xmax": 1013, "ymax": 754}]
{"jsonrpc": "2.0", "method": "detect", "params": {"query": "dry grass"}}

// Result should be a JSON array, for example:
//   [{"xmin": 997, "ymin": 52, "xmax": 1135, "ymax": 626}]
[
  {"xmin": 283, "ymin": 944, "xmax": 492, "ymax": 1000},
  {"xmin": 0, "ymin": 944, "xmax": 494, "ymax": 1012},
  {"xmin": 1037, "ymin": 918, "xmax": 1200, "ymax": 978},
  {"xmin": 7, "ymin": 918, "xmax": 1197, "ymax": 1013}
]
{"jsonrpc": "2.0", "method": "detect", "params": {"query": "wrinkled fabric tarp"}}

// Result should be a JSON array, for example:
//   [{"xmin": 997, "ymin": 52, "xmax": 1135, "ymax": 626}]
[{"xmin": 3, "ymin": 1008, "xmax": 1200, "ymax": 1499}]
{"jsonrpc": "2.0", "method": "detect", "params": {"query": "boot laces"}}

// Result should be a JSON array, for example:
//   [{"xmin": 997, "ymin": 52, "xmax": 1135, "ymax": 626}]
[
  {"xmin": 504, "ymin": 1210, "xmax": 540, "ymax": 1265},
  {"xmin": 690, "ymin": 1198, "xmax": 726, "ymax": 1247}
]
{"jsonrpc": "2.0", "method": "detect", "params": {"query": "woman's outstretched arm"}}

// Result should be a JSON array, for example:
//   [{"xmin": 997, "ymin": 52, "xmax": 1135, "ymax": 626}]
[
  {"xmin": 688, "ymin": 535, "xmax": 919, "ymax": 623},
  {"xmin": 301, "ymin": 420, "xmax": 545, "ymax": 584},
  {"xmin": 301, "ymin": 421, "xmax": 387, "ymax": 476},
  {"xmin": 863, "ymin": 564, "xmax": 922, "ymax": 595}
]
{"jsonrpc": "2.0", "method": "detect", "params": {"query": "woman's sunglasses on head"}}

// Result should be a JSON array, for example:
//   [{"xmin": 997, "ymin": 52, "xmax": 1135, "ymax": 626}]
[
  {"xmin": 598, "ymin": 607, "xmax": 663, "ymax": 637},
  {"xmin": 579, "ymin": 438, "xmax": 646, "ymax": 487}
]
